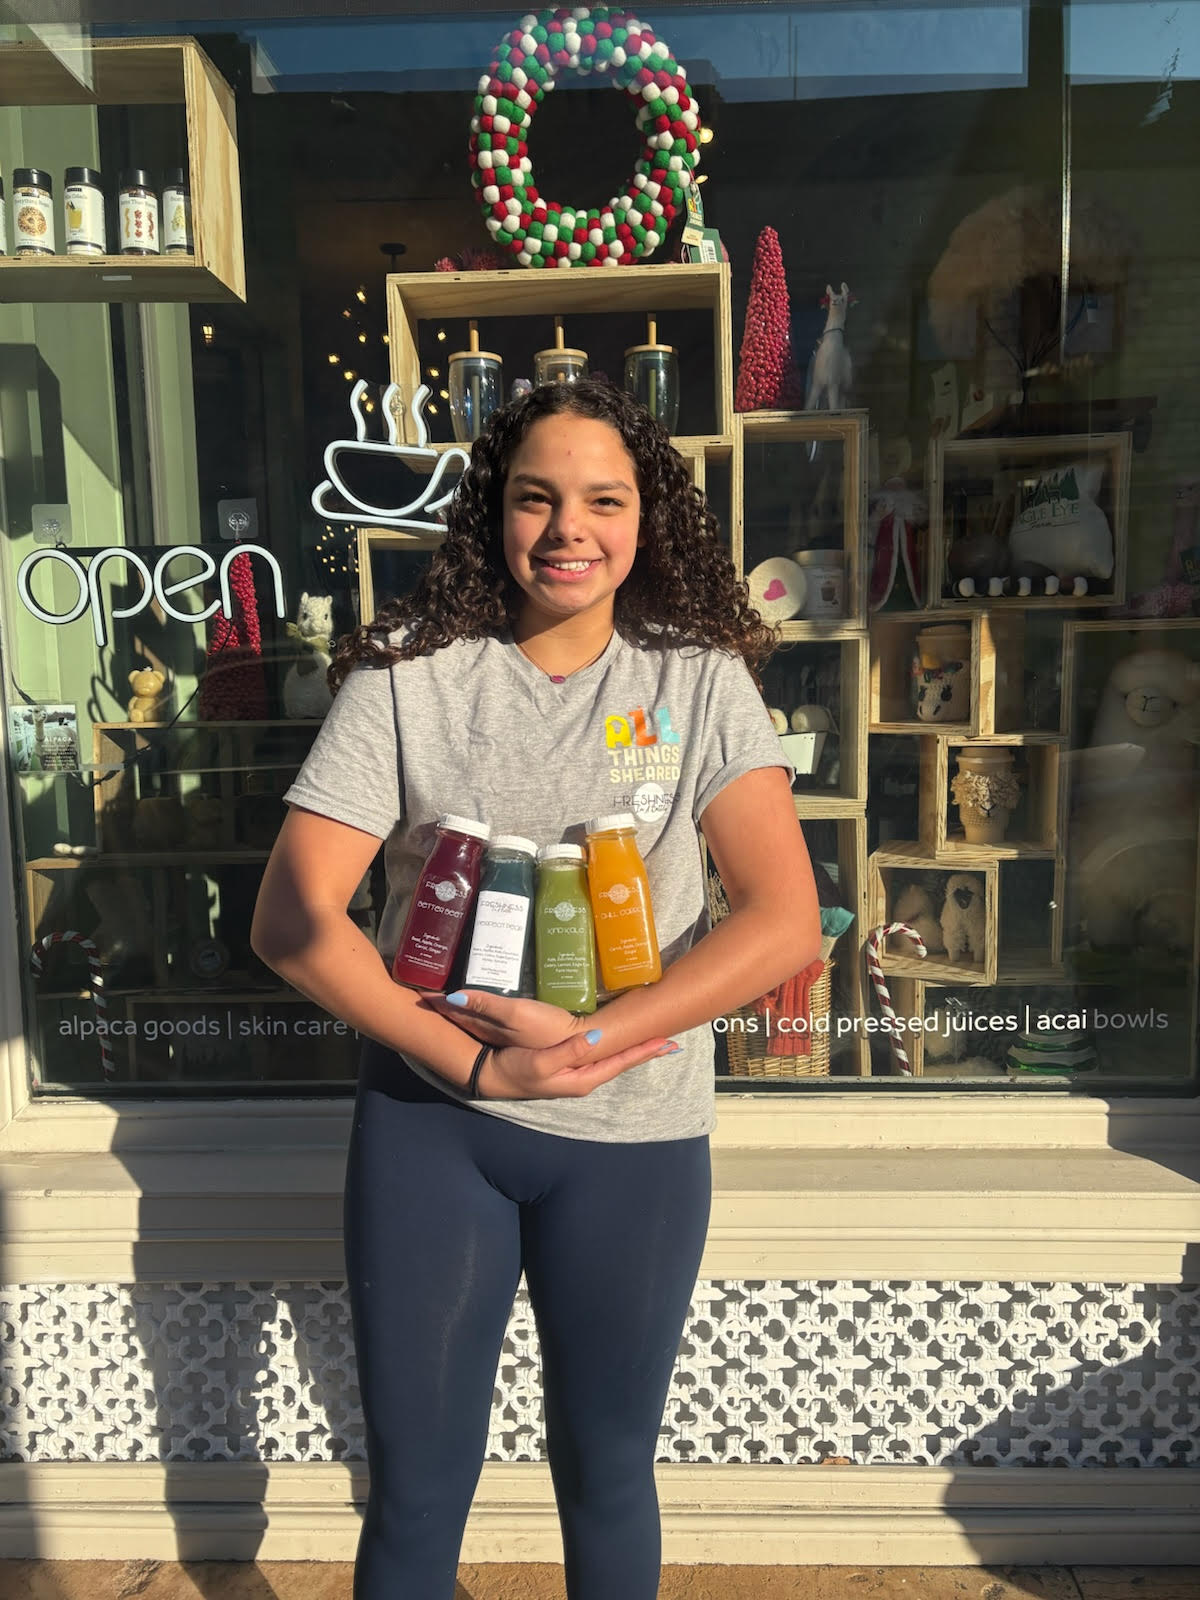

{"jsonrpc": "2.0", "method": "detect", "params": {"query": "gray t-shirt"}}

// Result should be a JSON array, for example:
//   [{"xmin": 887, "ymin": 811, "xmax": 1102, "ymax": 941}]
[{"xmin": 284, "ymin": 626, "xmax": 786, "ymax": 1142}]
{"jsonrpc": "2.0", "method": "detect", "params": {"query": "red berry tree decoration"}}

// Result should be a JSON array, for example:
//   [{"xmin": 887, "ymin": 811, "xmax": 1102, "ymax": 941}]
[
  {"xmin": 198, "ymin": 549, "xmax": 268, "ymax": 720},
  {"xmin": 735, "ymin": 226, "xmax": 800, "ymax": 412}
]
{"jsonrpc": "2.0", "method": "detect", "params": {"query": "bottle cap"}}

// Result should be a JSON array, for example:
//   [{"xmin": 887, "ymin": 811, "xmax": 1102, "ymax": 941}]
[
  {"xmin": 538, "ymin": 843, "xmax": 585, "ymax": 862},
  {"xmin": 163, "ymin": 166, "xmax": 188, "ymax": 188},
  {"xmin": 64, "ymin": 167, "xmax": 102, "ymax": 186},
  {"xmin": 437, "ymin": 814, "xmax": 491, "ymax": 842},
  {"xmin": 586, "ymin": 812, "xmax": 636, "ymax": 835},
  {"xmin": 13, "ymin": 168, "xmax": 52, "ymax": 189},
  {"xmin": 490, "ymin": 834, "xmax": 536, "ymax": 856},
  {"xmin": 120, "ymin": 168, "xmax": 155, "ymax": 191}
]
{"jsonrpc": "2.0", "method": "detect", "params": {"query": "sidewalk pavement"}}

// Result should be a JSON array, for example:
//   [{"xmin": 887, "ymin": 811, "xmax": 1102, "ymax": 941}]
[{"xmin": 1, "ymin": 1564, "xmax": 1199, "ymax": 1600}]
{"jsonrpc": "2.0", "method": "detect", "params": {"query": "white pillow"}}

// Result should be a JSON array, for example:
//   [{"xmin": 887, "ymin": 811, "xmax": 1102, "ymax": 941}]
[{"xmin": 1007, "ymin": 461, "xmax": 1114, "ymax": 579}]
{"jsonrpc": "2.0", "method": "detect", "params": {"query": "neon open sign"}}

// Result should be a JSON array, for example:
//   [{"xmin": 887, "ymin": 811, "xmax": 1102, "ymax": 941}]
[{"xmin": 15, "ymin": 543, "xmax": 286, "ymax": 649}]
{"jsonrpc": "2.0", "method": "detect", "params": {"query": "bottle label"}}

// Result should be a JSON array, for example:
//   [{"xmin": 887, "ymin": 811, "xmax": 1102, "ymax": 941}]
[
  {"xmin": 163, "ymin": 188, "xmax": 192, "ymax": 253},
  {"xmin": 65, "ymin": 184, "xmax": 106, "ymax": 255},
  {"xmin": 464, "ymin": 890, "xmax": 530, "ymax": 990},
  {"xmin": 14, "ymin": 190, "xmax": 55, "ymax": 254},
  {"xmin": 119, "ymin": 192, "xmax": 160, "ymax": 254}
]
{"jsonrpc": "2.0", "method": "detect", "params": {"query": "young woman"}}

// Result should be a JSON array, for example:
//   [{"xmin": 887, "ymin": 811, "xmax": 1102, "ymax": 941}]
[{"xmin": 251, "ymin": 379, "xmax": 819, "ymax": 1599}]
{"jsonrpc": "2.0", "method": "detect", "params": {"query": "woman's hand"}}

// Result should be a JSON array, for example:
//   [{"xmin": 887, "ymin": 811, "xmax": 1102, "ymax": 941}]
[
  {"xmin": 427, "ymin": 989, "xmax": 584, "ymax": 1051},
  {"xmin": 478, "ymin": 1030, "xmax": 680, "ymax": 1100}
]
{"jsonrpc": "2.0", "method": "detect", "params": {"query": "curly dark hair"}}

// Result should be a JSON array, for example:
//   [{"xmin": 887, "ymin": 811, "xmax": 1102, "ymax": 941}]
[{"xmin": 328, "ymin": 378, "xmax": 776, "ymax": 692}]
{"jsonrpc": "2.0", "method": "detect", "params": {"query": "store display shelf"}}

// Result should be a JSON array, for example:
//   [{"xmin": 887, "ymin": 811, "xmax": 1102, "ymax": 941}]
[
  {"xmin": 0, "ymin": 254, "xmax": 239, "ymax": 305},
  {"xmin": 92, "ymin": 719, "xmax": 326, "ymax": 731},
  {"xmin": 27, "ymin": 852, "xmax": 272, "ymax": 870},
  {"xmin": 793, "ymin": 794, "xmax": 866, "ymax": 820},
  {"xmin": 927, "ymin": 432, "xmax": 1130, "ymax": 610},
  {"xmin": 387, "ymin": 262, "xmax": 732, "ymax": 442},
  {"xmin": 31, "ymin": 984, "xmax": 295, "ymax": 1003},
  {"xmin": 0, "ymin": 36, "xmax": 245, "ymax": 304},
  {"xmin": 920, "ymin": 736, "xmax": 1064, "ymax": 859},
  {"xmin": 870, "ymin": 717, "xmax": 975, "ymax": 737},
  {"xmin": 995, "ymin": 954, "xmax": 1066, "ymax": 986},
  {"xmin": 868, "ymin": 843, "xmax": 999, "ymax": 986},
  {"xmin": 403, "ymin": 430, "xmax": 735, "ymax": 465},
  {"xmin": 777, "ymin": 620, "xmax": 867, "ymax": 642}
]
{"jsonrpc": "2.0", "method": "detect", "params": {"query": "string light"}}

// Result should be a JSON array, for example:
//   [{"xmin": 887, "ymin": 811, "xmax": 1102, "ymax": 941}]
[
  {"xmin": 327, "ymin": 352, "xmax": 340, "ymax": 364},
  {"xmin": 343, "ymin": 369, "xmax": 356, "ymax": 381},
  {"xmin": 428, "ymin": 366, "xmax": 440, "ymax": 378},
  {"xmin": 316, "ymin": 524, "xmax": 360, "ymax": 579},
  {"xmin": 357, "ymin": 332, "xmax": 367, "ymax": 344},
  {"xmin": 698, "ymin": 126, "xmax": 714, "ymax": 144},
  {"xmin": 355, "ymin": 287, "xmax": 367, "ymax": 303},
  {"xmin": 436, "ymin": 328, "xmax": 447, "ymax": 342},
  {"xmin": 439, "ymin": 388, "xmax": 449, "ymax": 400},
  {"xmin": 201, "ymin": 323, "xmax": 214, "ymax": 346}
]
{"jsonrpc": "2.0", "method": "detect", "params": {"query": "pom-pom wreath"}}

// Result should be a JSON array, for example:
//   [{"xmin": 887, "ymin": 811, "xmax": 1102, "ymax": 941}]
[
  {"xmin": 469, "ymin": 6, "xmax": 702, "ymax": 268},
  {"xmin": 734, "ymin": 225, "xmax": 801, "ymax": 411}
]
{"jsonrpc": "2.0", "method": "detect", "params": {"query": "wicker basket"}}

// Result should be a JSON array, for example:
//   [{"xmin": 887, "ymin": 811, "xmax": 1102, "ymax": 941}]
[{"xmin": 724, "ymin": 960, "xmax": 834, "ymax": 1078}]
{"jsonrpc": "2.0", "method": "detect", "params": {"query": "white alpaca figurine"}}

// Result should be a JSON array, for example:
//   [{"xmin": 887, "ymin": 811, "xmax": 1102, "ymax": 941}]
[
  {"xmin": 1070, "ymin": 650, "xmax": 1200, "ymax": 952},
  {"xmin": 283, "ymin": 591, "xmax": 335, "ymax": 719},
  {"xmin": 805, "ymin": 283, "xmax": 854, "ymax": 413}
]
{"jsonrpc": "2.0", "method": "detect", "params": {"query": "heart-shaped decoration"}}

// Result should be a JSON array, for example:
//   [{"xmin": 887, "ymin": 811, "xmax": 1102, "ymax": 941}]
[{"xmin": 763, "ymin": 578, "xmax": 786, "ymax": 602}]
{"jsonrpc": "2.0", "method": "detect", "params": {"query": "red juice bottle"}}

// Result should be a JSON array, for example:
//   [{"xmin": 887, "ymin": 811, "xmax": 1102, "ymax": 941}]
[{"xmin": 391, "ymin": 814, "xmax": 491, "ymax": 991}]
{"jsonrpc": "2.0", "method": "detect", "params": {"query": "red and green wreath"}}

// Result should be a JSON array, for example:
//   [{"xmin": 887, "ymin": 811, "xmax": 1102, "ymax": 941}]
[{"xmin": 469, "ymin": 6, "xmax": 703, "ymax": 268}]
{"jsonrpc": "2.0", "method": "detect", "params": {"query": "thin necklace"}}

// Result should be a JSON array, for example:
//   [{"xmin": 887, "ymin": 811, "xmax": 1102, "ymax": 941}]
[{"xmin": 514, "ymin": 631, "xmax": 613, "ymax": 684}]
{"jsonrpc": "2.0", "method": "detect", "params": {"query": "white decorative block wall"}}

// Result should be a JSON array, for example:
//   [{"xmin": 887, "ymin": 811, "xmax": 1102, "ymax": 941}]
[{"xmin": 0, "ymin": 1281, "xmax": 1195, "ymax": 1467}]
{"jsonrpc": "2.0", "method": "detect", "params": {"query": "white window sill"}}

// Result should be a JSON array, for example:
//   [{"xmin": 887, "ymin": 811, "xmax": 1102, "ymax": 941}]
[{"xmin": 1, "ymin": 1093, "xmax": 1196, "ymax": 1284}]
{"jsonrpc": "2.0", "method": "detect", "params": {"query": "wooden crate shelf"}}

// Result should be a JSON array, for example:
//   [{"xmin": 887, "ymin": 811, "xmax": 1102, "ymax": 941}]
[
  {"xmin": 0, "ymin": 37, "xmax": 245, "ymax": 303},
  {"xmin": 736, "ymin": 409, "xmax": 868, "ymax": 630},
  {"xmin": 764, "ymin": 634, "xmax": 868, "ymax": 812},
  {"xmin": 869, "ymin": 611, "xmax": 980, "ymax": 735},
  {"xmin": 91, "ymin": 720, "xmax": 319, "ymax": 853},
  {"xmin": 927, "ymin": 432, "xmax": 1130, "ymax": 609},
  {"xmin": 867, "ymin": 845, "xmax": 998, "ymax": 985},
  {"xmin": 919, "ymin": 736, "xmax": 1064, "ymax": 860},
  {"xmin": 385, "ymin": 263, "xmax": 733, "ymax": 445}
]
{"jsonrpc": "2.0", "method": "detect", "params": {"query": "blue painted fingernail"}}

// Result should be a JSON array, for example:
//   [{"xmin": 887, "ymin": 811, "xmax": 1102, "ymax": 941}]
[
  {"xmin": 585, "ymin": 1028, "xmax": 602, "ymax": 1044},
  {"xmin": 664, "ymin": 1041, "xmax": 682, "ymax": 1053},
  {"xmin": 444, "ymin": 992, "xmax": 467, "ymax": 1007}
]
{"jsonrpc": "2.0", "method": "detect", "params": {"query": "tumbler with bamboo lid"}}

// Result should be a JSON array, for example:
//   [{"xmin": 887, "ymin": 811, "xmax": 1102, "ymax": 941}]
[
  {"xmin": 448, "ymin": 320, "xmax": 503, "ymax": 444},
  {"xmin": 623, "ymin": 314, "xmax": 679, "ymax": 432},
  {"xmin": 534, "ymin": 315, "xmax": 588, "ymax": 385}
]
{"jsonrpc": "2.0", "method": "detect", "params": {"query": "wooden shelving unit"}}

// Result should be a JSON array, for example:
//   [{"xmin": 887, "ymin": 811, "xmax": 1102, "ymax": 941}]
[
  {"xmin": 919, "ymin": 736, "xmax": 1065, "ymax": 860},
  {"xmin": 0, "ymin": 36, "xmax": 245, "ymax": 303},
  {"xmin": 926, "ymin": 432, "xmax": 1130, "ymax": 609},
  {"xmin": 385, "ymin": 263, "xmax": 733, "ymax": 451},
  {"xmin": 737, "ymin": 409, "xmax": 868, "ymax": 631}
]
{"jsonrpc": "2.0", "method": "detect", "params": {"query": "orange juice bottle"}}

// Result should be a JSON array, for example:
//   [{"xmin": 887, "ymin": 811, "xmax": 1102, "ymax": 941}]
[{"xmin": 585, "ymin": 812, "xmax": 662, "ymax": 991}]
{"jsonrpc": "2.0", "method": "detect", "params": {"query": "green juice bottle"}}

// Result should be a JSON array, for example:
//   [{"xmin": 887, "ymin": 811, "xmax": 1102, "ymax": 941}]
[{"xmin": 534, "ymin": 844, "xmax": 597, "ymax": 1015}]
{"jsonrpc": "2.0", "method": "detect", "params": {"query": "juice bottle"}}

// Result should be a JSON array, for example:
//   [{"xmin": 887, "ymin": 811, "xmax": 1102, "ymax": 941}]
[
  {"xmin": 391, "ymin": 815, "xmax": 490, "ymax": 991},
  {"xmin": 462, "ymin": 835, "xmax": 537, "ymax": 998},
  {"xmin": 534, "ymin": 844, "xmax": 597, "ymax": 1014},
  {"xmin": 585, "ymin": 812, "xmax": 662, "ymax": 991}
]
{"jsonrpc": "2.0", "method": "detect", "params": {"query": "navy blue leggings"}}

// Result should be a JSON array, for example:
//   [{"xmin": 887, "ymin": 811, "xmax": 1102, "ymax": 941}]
[{"xmin": 344, "ymin": 1040, "xmax": 712, "ymax": 1600}]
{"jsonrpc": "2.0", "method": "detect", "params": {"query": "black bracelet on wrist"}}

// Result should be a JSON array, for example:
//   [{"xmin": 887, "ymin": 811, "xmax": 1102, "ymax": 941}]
[{"xmin": 467, "ymin": 1044, "xmax": 491, "ymax": 1100}]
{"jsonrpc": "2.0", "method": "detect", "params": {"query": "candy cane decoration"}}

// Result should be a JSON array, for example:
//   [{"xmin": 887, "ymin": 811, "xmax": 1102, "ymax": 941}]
[
  {"xmin": 866, "ymin": 922, "xmax": 926, "ymax": 1076},
  {"xmin": 30, "ymin": 932, "xmax": 114, "ymax": 1080}
]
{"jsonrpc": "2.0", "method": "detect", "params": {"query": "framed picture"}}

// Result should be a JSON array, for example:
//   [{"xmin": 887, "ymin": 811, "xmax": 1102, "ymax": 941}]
[{"xmin": 7, "ymin": 702, "xmax": 80, "ymax": 773}]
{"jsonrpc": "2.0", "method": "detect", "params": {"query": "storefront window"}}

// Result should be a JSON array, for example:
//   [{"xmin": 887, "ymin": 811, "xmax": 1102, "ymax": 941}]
[{"xmin": 1, "ymin": 1, "xmax": 1196, "ymax": 1097}]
